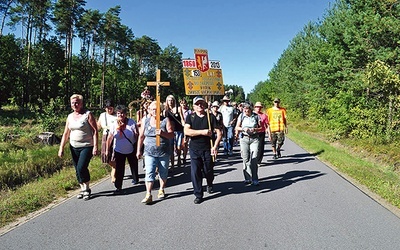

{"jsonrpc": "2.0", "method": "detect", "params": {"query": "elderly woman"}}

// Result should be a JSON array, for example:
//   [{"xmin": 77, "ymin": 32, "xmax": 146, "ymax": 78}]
[
  {"xmin": 106, "ymin": 105, "xmax": 139, "ymax": 194},
  {"xmin": 58, "ymin": 94, "xmax": 98, "ymax": 200},
  {"xmin": 97, "ymin": 99, "xmax": 117, "ymax": 182},
  {"xmin": 137, "ymin": 101, "xmax": 174, "ymax": 204},
  {"xmin": 235, "ymin": 102, "xmax": 261, "ymax": 186}
]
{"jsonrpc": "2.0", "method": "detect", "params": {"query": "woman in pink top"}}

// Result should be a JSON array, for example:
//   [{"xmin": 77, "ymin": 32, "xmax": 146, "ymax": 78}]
[{"xmin": 254, "ymin": 102, "xmax": 269, "ymax": 165}]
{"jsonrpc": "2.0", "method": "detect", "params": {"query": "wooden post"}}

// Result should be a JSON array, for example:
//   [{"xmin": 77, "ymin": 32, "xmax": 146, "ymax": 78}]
[
  {"xmin": 205, "ymin": 96, "xmax": 215, "ymax": 162},
  {"xmin": 147, "ymin": 69, "xmax": 170, "ymax": 146}
]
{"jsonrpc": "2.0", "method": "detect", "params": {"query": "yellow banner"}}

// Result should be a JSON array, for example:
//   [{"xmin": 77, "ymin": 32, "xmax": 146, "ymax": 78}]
[{"xmin": 182, "ymin": 59, "xmax": 224, "ymax": 96}]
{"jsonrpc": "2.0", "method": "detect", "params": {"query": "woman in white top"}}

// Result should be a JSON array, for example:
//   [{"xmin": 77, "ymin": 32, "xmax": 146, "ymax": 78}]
[
  {"xmin": 58, "ymin": 94, "xmax": 98, "ymax": 200},
  {"xmin": 106, "ymin": 105, "xmax": 139, "ymax": 194},
  {"xmin": 97, "ymin": 99, "xmax": 117, "ymax": 182}
]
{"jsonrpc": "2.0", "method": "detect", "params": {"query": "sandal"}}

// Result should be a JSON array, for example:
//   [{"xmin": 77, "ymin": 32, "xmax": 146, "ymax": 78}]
[
  {"xmin": 77, "ymin": 191, "xmax": 84, "ymax": 199},
  {"xmin": 83, "ymin": 189, "xmax": 91, "ymax": 201}
]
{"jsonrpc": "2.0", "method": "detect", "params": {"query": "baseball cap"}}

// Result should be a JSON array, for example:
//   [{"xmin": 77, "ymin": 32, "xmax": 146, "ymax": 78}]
[
  {"xmin": 212, "ymin": 101, "xmax": 219, "ymax": 107},
  {"xmin": 104, "ymin": 99, "xmax": 113, "ymax": 107},
  {"xmin": 193, "ymin": 96, "xmax": 205, "ymax": 105},
  {"xmin": 254, "ymin": 101, "xmax": 263, "ymax": 107},
  {"xmin": 273, "ymin": 98, "xmax": 280, "ymax": 103}
]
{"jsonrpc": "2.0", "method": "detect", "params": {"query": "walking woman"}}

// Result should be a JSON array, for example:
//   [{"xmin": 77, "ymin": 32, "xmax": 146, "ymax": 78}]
[
  {"xmin": 58, "ymin": 94, "xmax": 98, "ymax": 200},
  {"xmin": 235, "ymin": 102, "xmax": 261, "ymax": 186},
  {"xmin": 106, "ymin": 105, "xmax": 139, "ymax": 193},
  {"xmin": 180, "ymin": 98, "xmax": 191, "ymax": 165},
  {"xmin": 163, "ymin": 95, "xmax": 185, "ymax": 169},
  {"xmin": 97, "ymin": 99, "xmax": 117, "ymax": 182},
  {"xmin": 136, "ymin": 101, "xmax": 174, "ymax": 204}
]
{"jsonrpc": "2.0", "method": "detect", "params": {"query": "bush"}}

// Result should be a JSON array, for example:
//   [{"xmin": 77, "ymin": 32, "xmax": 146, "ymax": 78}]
[{"xmin": 38, "ymin": 97, "xmax": 65, "ymax": 132}]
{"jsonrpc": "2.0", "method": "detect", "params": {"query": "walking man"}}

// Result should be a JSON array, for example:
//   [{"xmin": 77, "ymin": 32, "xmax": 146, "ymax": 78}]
[
  {"xmin": 219, "ymin": 95, "xmax": 236, "ymax": 156},
  {"xmin": 267, "ymin": 98, "xmax": 288, "ymax": 159},
  {"xmin": 184, "ymin": 96, "xmax": 222, "ymax": 204}
]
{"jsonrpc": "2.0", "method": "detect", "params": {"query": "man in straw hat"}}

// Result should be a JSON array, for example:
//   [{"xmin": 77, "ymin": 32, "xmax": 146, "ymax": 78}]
[{"xmin": 184, "ymin": 96, "xmax": 222, "ymax": 204}]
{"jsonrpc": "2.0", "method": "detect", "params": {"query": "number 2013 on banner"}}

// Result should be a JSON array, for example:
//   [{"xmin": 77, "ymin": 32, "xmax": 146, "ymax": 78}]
[{"xmin": 182, "ymin": 59, "xmax": 221, "ymax": 69}]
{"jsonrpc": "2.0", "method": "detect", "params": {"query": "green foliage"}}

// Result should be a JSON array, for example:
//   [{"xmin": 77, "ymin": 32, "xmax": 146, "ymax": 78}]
[
  {"xmin": 1, "ymin": 3, "xmax": 187, "ymax": 110},
  {"xmin": 0, "ymin": 34, "xmax": 22, "ymax": 107},
  {"xmin": 250, "ymin": 0, "xmax": 400, "ymax": 142},
  {"xmin": 38, "ymin": 97, "xmax": 65, "ymax": 132},
  {"xmin": 0, "ymin": 143, "xmax": 69, "ymax": 190}
]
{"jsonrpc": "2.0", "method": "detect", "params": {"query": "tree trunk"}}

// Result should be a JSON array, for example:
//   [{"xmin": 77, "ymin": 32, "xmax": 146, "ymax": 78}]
[{"xmin": 101, "ymin": 42, "xmax": 108, "ymax": 108}]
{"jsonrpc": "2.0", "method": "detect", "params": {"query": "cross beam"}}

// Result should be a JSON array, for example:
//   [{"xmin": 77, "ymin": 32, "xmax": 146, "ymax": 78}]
[{"xmin": 147, "ymin": 69, "xmax": 170, "ymax": 146}]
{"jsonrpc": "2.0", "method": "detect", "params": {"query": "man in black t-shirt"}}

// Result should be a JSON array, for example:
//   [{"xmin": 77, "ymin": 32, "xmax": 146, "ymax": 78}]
[{"xmin": 184, "ymin": 96, "xmax": 222, "ymax": 204}]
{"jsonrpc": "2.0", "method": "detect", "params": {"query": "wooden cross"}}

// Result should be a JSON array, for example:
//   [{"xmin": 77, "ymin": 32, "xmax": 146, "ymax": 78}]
[{"xmin": 147, "ymin": 69, "xmax": 170, "ymax": 146}]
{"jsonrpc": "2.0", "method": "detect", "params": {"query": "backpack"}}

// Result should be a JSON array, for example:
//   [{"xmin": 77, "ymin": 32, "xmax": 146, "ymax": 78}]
[{"xmin": 239, "ymin": 112, "xmax": 259, "ymax": 127}]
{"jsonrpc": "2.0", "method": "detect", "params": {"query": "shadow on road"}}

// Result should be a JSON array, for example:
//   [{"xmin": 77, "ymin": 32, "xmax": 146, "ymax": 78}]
[
  {"xmin": 260, "ymin": 149, "xmax": 325, "ymax": 167},
  {"xmin": 89, "ymin": 147, "xmax": 325, "ymax": 203},
  {"xmin": 200, "ymin": 170, "xmax": 325, "ymax": 202}
]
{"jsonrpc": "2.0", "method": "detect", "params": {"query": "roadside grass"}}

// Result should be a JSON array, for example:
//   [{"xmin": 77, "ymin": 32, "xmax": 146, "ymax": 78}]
[
  {"xmin": 288, "ymin": 127, "xmax": 400, "ymax": 209},
  {"xmin": 0, "ymin": 151, "xmax": 109, "ymax": 228},
  {"xmin": 0, "ymin": 105, "xmax": 110, "ymax": 229}
]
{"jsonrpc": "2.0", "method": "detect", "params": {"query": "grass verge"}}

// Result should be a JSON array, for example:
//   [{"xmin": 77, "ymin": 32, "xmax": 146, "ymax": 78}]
[
  {"xmin": 0, "ymin": 155, "xmax": 109, "ymax": 230},
  {"xmin": 288, "ymin": 127, "xmax": 400, "ymax": 211}
]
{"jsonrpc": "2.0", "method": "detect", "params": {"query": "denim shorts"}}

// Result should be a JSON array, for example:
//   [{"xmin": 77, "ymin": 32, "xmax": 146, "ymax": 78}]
[
  {"xmin": 175, "ymin": 131, "xmax": 184, "ymax": 148},
  {"xmin": 144, "ymin": 155, "xmax": 170, "ymax": 181}
]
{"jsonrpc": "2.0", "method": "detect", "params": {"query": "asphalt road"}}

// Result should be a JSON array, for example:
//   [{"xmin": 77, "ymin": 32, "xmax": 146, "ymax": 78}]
[{"xmin": 2, "ymin": 139, "xmax": 400, "ymax": 250}]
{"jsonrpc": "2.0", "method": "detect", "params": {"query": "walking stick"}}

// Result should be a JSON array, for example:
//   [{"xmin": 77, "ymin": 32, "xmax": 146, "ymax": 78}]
[{"xmin": 206, "ymin": 108, "xmax": 215, "ymax": 162}]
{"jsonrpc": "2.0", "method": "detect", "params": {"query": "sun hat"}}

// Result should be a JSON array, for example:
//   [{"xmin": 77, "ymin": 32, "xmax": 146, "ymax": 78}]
[
  {"xmin": 254, "ymin": 101, "xmax": 263, "ymax": 107},
  {"xmin": 222, "ymin": 95, "xmax": 230, "ymax": 101}
]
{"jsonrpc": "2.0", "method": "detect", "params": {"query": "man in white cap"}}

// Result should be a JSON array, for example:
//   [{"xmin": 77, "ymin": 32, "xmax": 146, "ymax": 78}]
[
  {"xmin": 184, "ymin": 96, "xmax": 222, "ymax": 204},
  {"xmin": 219, "ymin": 95, "xmax": 236, "ymax": 156}
]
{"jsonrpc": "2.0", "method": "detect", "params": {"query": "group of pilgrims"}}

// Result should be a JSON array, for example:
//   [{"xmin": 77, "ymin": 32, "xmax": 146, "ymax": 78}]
[{"xmin": 58, "ymin": 90, "xmax": 287, "ymax": 204}]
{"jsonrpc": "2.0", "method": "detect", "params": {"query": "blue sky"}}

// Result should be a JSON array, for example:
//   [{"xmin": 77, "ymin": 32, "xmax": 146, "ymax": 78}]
[{"xmin": 84, "ymin": 0, "xmax": 334, "ymax": 95}]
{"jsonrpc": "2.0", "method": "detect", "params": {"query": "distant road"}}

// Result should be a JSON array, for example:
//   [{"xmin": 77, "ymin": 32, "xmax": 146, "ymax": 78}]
[{"xmin": 2, "ymin": 139, "xmax": 400, "ymax": 249}]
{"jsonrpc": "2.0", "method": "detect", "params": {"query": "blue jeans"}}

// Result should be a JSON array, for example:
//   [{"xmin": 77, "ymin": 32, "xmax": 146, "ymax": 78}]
[
  {"xmin": 70, "ymin": 145, "xmax": 93, "ymax": 183},
  {"xmin": 144, "ymin": 155, "xmax": 170, "ymax": 182},
  {"xmin": 223, "ymin": 126, "xmax": 234, "ymax": 153},
  {"xmin": 190, "ymin": 149, "xmax": 214, "ymax": 198},
  {"xmin": 240, "ymin": 136, "xmax": 259, "ymax": 182}
]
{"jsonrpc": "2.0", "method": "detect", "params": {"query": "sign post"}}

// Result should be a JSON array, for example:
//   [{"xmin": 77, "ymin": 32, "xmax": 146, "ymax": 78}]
[
  {"xmin": 182, "ymin": 49, "xmax": 224, "ymax": 161},
  {"xmin": 147, "ymin": 69, "xmax": 170, "ymax": 146},
  {"xmin": 182, "ymin": 49, "xmax": 224, "ymax": 96}
]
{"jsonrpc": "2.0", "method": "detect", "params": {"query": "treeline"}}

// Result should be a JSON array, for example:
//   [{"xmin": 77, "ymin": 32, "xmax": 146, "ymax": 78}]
[
  {"xmin": 248, "ymin": 0, "xmax": 400, "ymax": 141},
  {"xmin": 0, "ymin": 1, "xmax": 185, "ymax": 110}
]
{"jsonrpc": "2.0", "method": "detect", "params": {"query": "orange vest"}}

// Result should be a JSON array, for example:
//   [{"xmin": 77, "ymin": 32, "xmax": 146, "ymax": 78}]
[{"xmin": 267, "ymin": 107, "xmax": 287, "ymax": 133}]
